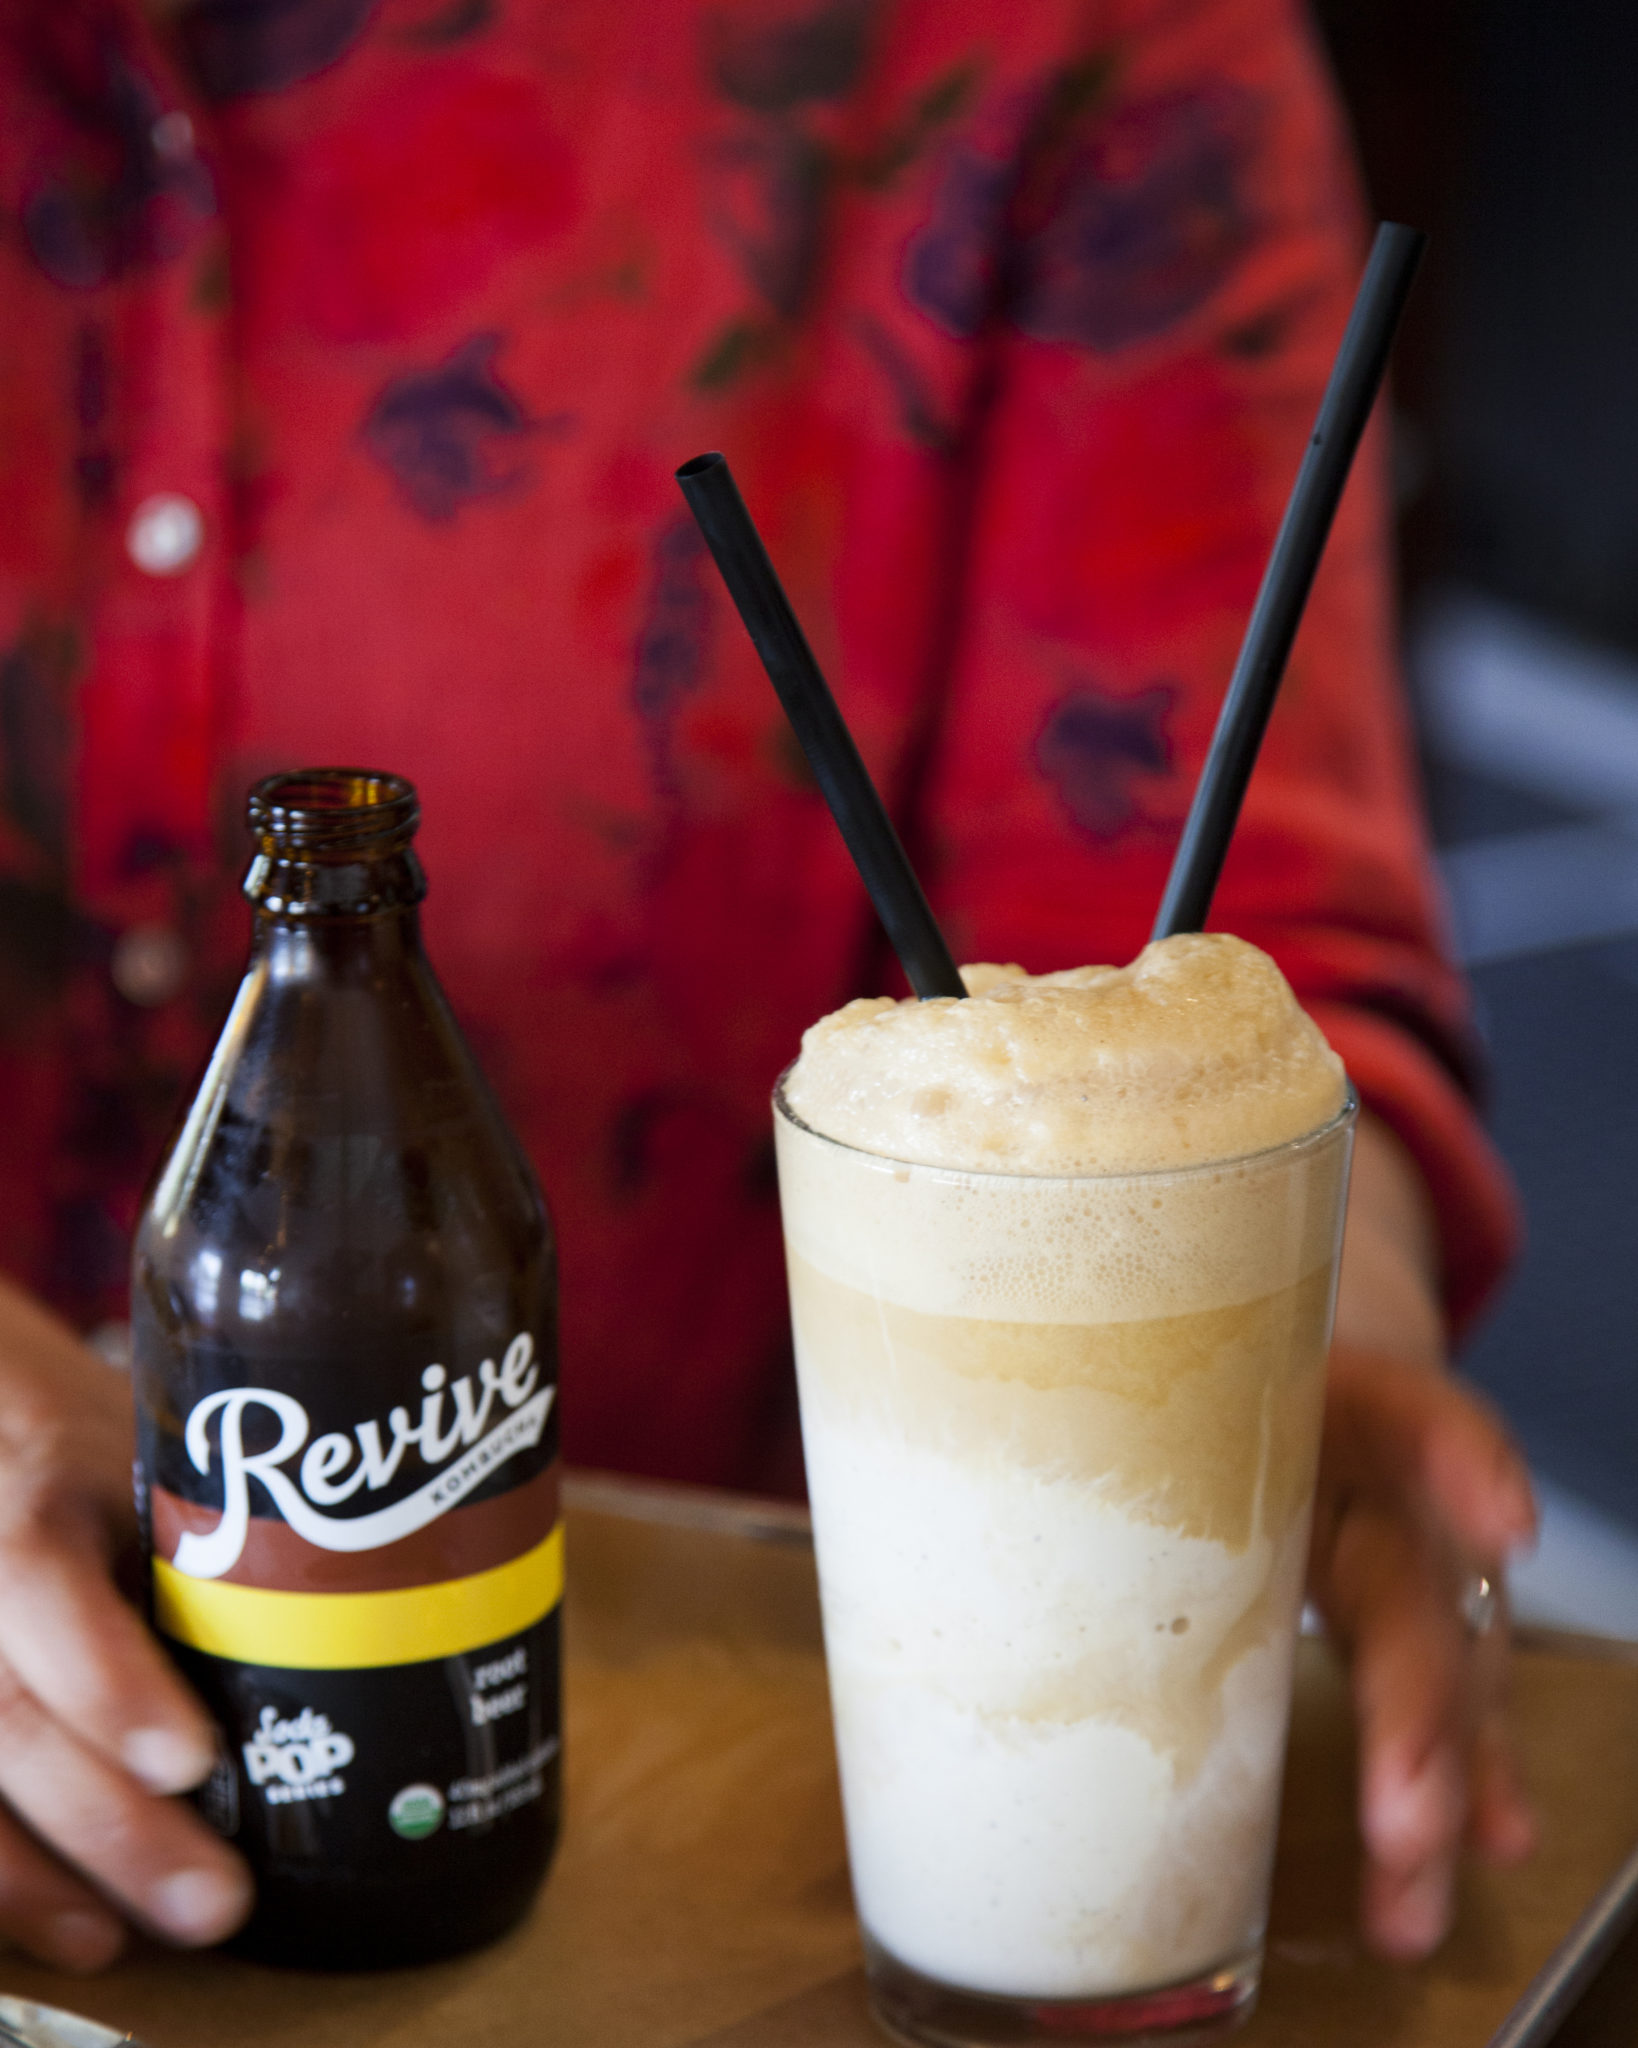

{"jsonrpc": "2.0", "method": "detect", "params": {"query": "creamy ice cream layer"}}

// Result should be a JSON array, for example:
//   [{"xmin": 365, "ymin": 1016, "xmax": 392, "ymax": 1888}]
[{"xmin": 776, "ymin": 934, "xmax": 1352, "ymax": 2000}]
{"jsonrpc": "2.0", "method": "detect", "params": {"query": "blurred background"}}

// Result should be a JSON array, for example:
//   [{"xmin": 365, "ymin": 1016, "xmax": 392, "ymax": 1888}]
[{"xmin": 1313, "ymin": 0, "xmax": 1638, "ymax": 1632}]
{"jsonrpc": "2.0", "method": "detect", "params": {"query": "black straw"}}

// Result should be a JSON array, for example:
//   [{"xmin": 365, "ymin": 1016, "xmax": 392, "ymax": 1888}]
[
  {"xmin": 676, "ymin": 451, "xmax": 966, "ymax": 1000},
  {"xmin": 1152, "ymin": 222, "xmax": 1427, "ymax": 941}
]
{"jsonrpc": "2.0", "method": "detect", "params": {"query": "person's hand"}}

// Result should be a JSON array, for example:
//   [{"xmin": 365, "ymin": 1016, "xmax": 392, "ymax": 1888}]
[
  {"xmin": 0, "ymin": 1276, "xmax": 252, "ymax": 1970},
  {"xmin": 1309, "ymin": 1116, "xmax": 1537, "ymax": 1959}
]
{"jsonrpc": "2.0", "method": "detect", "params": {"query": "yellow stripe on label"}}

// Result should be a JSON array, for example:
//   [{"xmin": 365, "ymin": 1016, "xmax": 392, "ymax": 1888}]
[{"xmin": 153, "ymin": 1525, "xmax": 564, "ymax": 1670}]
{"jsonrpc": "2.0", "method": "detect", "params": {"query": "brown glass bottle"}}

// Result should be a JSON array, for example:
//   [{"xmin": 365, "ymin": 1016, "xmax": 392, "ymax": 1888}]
[{"xmin": 131, "ymin": 770, "xmax": 560, "ymax": 1969}]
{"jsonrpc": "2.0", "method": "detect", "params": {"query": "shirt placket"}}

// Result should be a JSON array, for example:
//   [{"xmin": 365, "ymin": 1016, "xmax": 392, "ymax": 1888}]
[{"xmin": 75, "ymin": 107, "xmax": 232, "ymax": 1003}]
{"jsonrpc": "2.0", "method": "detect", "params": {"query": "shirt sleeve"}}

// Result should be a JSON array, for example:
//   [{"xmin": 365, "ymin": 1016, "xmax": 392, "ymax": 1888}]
[{"xmin": 908, "ymin": 0, "xmax": 1519, "ymax": 1336}]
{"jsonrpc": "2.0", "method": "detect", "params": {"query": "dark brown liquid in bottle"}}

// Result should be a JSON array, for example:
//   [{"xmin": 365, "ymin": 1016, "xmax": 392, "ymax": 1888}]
[{"xmin": 131, "ymin": 771, "xmax": 560, "ymax": 1968}]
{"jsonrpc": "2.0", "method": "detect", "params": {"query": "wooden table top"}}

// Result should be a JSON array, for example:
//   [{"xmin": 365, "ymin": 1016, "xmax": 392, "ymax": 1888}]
[{"xmin": 2, "ymin": 1473, "xmax": 1635, "ymax": 2048}]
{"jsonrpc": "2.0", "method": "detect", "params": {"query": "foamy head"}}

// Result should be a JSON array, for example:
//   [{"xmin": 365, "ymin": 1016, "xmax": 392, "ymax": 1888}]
[{"xmin": 783, "ymin": 933, "xmax": 1345, "ymax": 1175}]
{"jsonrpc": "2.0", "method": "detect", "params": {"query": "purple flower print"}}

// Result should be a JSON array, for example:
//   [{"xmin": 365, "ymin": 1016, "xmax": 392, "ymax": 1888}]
[
  {"xmin": 360, "ymin": 334, "xmax": 536, "ymax": 522},
  {"xmin": 177, "ymin": 0, "xmax": 377, "ymax": 101},
  {"xmin": 1035, "ymin": 682, "xmax": 1175, "ymax": 839},
  {"xmin": 1016, "ymin": 87, "xmax": 1258, "ymax": 351}
]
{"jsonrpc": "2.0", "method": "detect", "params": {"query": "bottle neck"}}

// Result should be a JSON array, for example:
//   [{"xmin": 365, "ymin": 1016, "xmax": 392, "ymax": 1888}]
[
  {"xmin": 252, "ymin": 905, "xmax": 427, "ymax": 985},
  {"xmin": 239, "ymin": 770, "xmax": 432, "ymax": 984},
  {"xmin": 243, "ymin": 842, "xmax": 426, "ymax": 920}
]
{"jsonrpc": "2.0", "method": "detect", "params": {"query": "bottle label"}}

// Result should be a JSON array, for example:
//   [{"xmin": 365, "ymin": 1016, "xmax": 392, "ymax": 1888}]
[
  {"xmin": 145, "ymin": 1331, "xmax": 560, "ymax": 1671},
  {"xmin": 168, "ymin": 1617, "xmax": 562, "ymax": 1933},
  {"xmin": 170, "ymin": 1331, "xmax": 549, "ymax": 1577},
  {"xmin": 137, "ymin": 1311, "xmax": 563, "ymax": 1946}
]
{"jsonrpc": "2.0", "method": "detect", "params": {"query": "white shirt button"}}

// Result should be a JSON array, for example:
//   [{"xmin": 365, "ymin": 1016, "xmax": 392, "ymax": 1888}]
[
  {"xmin": 112, "ymin": 923, "xmax": 189, "ymax": 1006},
  {"xmin": 127, "ymin": 493, "xmax": 204, "ymax": 576}
]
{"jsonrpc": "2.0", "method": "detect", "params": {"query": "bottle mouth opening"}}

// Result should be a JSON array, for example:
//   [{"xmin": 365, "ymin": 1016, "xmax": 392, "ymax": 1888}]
[{"xmin": 248, "ymin": 768, "xmax": 420, "ymax": 851}]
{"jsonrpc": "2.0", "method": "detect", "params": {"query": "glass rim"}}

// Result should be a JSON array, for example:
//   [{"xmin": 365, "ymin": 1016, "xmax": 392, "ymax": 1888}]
[{"xmin": 772, "ymin": 1070, "xmax": 1358, "ymax": 1189}]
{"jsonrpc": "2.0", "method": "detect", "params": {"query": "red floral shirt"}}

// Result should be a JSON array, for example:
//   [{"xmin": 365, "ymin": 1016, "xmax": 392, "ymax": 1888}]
[{"xmin": 0, "ymin": 0, "xmax": 1516, "ymax": 1490}]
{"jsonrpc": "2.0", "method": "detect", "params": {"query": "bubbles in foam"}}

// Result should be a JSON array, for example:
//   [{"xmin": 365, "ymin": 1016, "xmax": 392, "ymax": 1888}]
[{"xmin": 785, "ymin": 935, "xmax": 1346, "ymax": 1178}]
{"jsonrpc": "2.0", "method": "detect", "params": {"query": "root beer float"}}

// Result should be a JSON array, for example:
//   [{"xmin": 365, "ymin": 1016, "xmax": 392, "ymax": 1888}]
[{"xmin": 776, "ymin": 936, "xmax": 1355, "ymax": 2030}]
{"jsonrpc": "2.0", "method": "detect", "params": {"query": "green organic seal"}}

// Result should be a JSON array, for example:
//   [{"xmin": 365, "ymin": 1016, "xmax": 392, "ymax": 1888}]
[{"xmin": 388, "ymin": 1783, "xmax": 445, "ymax": 1841}]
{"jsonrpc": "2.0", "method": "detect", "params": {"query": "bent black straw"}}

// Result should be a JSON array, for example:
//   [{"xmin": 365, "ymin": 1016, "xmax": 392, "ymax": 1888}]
[
  {"xmin": 1152, "ymin": 221, "xmax": 1427, "ymax": 940},
  {"xmin": 676, "ymin": 451, "xmax": 966, "ymax": 1001}
]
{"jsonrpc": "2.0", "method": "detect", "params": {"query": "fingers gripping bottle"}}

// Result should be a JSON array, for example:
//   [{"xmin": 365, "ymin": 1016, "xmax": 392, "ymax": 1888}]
[{"xmin": 131, "ymin": 771, "xmax": 561, "ymax": 1968}]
